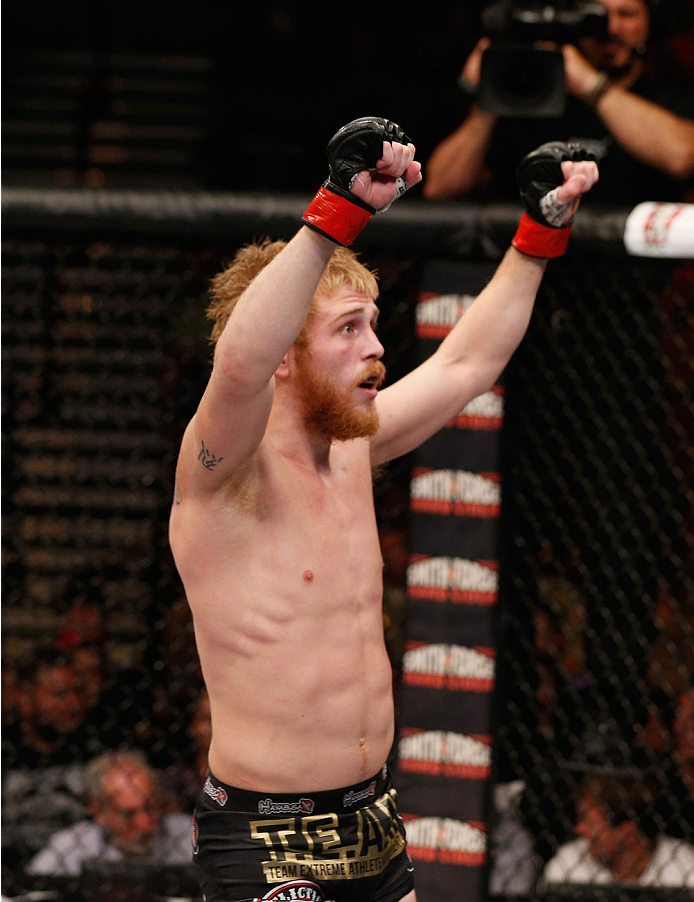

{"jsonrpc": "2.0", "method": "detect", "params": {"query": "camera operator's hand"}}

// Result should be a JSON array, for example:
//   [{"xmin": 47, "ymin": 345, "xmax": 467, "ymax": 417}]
[
  {"xmin": 562, "ymin": 44, "xmax": 609, "ymax": 105},
  {"xmin": 424, "ymin": 38, "xmax": 498, "ymax": 199},
  {"xmin": 458, "ymin": 37, "xmax": 491, "ymax": 94}
]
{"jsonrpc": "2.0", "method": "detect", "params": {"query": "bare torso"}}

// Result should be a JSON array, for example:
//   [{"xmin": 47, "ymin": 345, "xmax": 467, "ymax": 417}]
[{"xmin": 169, "ymin": 422, "xmax": 394, "ymax": 793}]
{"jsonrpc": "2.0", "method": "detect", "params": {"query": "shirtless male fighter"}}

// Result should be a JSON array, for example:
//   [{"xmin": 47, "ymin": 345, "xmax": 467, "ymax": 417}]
[{"xmin": 168, "ymin": 117, "xmax": 598, "ymax": 902}]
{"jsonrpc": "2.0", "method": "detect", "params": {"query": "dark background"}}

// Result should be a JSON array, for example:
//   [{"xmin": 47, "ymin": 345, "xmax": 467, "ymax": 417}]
[
  {"xmin": 0, "ymin": 0, "xmax": 687, "ymax": 193},
  {"xmin": 2, "ymin": 0, "xmax": 487, "ymax": 192}
]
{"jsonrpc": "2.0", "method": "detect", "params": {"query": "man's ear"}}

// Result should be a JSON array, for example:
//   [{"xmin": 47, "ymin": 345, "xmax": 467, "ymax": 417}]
[
  {"xmin": 274, "ymin": 353, "xmax": 291, "ymax": 380},
  {"xmin": 276, "ymin": 341, "xmax": 307, "ymax": 380}
]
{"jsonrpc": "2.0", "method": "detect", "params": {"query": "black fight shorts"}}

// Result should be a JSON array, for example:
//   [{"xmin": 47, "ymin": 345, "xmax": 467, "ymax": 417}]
[{"xmin": 192, "ymin": 764, "xmax": 415, "ymax": 902}]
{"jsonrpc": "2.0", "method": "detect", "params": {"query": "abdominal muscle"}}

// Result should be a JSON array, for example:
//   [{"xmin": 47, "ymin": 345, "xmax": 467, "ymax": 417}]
[
  {"xmin": 170, "ymin": 442, "xmax": 394, "ymax": 793},
  {"xmin": 207, "ymin": 624, "xmax": 393, "ymax": 793},
  {"xmin": 173, "ymin": 448, "xmax": 395, "ymax": 794},
  {"xmin": 197, "ymin": 597, "xmax": 395, "ymax": 793}
]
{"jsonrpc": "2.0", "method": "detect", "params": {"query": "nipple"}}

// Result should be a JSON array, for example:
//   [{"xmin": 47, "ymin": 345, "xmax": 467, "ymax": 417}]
[{"xmin": 303, "ymin": 570, "xmax": 314, "ymax": 582}]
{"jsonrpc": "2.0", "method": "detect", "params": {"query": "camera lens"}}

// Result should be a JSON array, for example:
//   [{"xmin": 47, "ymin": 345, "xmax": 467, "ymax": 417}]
[{"xmin": 478, "ymin": 46, "xmax": 566, "ymax": 118}]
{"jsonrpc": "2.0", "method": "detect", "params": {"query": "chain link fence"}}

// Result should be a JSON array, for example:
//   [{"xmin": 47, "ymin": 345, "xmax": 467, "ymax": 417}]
[
  {"xmin": 2, "ymin": 192, "xmax": 692, "ymax": 901},
  {"xmin": 491, "ymin": 252, "xmax": 694, "ymax": 901}
]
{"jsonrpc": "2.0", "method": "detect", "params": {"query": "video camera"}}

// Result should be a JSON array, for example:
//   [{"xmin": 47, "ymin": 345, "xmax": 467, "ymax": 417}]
[{"xmin": 475, "ymin": 0, "xmax": 608, "ymax": 117}]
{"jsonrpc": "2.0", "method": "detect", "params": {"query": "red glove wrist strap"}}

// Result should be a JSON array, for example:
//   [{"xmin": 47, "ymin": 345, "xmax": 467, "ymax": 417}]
[
  {"xmin": 302, "ymin": 186, "xmax": 373, "ymax": 246},
  {"xmin": 512, "ymin": 212, "xmax": 573, "ymax": 258}
]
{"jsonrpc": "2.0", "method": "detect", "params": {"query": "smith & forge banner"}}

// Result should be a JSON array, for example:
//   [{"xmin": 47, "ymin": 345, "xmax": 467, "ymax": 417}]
[{"xmin": 396, "ymin": 260, "xmax": 500, "ymax": 902}]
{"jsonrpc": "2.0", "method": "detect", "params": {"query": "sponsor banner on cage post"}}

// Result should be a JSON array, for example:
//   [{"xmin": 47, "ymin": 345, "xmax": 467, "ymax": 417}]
[
  {"xmin": 407, "ymin": 555, "xmax": 498, "ymax": 606},
  {"xmin": 396, "ymin": 266, "xmax": 503, "ymax": 902},
  {"xmin": 402, "ymin": 642, "xmax": 495, "ymax": 693},
  {"xmin": 410, "ymin": 468, "xmax": 501, "ymax": 519},
  {"xmin": 445, "ymin": 388, "xmax": 504, "ymax": 433},
  {"xmin": 401, "ymin": 815, "xmax": 489, "ymax": 900},
  {"xmin": 416, "ymin": 292, "xmax": 477, "ymax": 341},
  {"xmin": 398, "ymin": 729, "xmax": 492, "ymax": 780},
  {"xmin": 402, "ymin": 814, "xmax": 486, "ymax": 867}
]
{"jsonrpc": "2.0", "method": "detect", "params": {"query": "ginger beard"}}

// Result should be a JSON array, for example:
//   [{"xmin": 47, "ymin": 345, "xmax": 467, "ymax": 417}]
[{"xmin": 294, "ymin": 348, "xmax": 386, "ymax": 441}]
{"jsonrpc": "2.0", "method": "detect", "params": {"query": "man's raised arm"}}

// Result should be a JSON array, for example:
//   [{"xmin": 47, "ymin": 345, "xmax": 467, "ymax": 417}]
[
  {"xmin": 192, "ymin": 228, "xmax": 335, "ymax": 477},
  {"xmin": 179, "ymin": 118, "xmax": 422, "ymax": 491},
  {"xmin": 373, "ymin": 140, "xmax": 599, "ymax": 466}
]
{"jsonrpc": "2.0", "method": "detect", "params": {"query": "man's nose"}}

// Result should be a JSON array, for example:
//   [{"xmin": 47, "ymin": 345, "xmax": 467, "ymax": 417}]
[
  {"xmin": 607, "ymin": 10, "xmax": 623, "ymax": 37},
  {"xmin": 366, "ymin": 329, "xmax": 384, "ymax": 359}
]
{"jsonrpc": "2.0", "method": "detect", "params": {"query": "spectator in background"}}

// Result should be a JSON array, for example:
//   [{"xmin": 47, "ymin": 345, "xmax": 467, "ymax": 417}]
[
  {"xmin": 143, "ymin": 591, "xmax": 207, "ymax": 785},
  {"xmin": 543, "ymin": 771, "xmax": 694, "ymax": 887},
  {"xmin": 2, "ymin": 647, "xmax": 96, "ymax": 872},
  {"xmin": 27, "ymin": 750, "xmax": 192, "ymax": 876},
  {"xmin": 489, "ymin": 779, "xmax": 543, "ymax": 895},
  {"xmin": 53, "ymin": 569, "xmax": 178, "ymax": 760},
  {"xmin": 53, "ymin": 569, "xmax": 128, "ymax": 749},
  {"xmin": 151, "ymin": 591, "xmax": 204, "ymax": 740},
  {"xmin": 6, "ymin": 646, "xmax": 103, "ymax": 768},
  {"xmin": 424, "ymin": 0, "xmax": 694, "ymax": 204},
  {"xmin": 58, "ymin": 599, "xmax": 107, "ymax": 652},
  {"xmin": 542, "ymin": 725, "xmax": 694, "ymax": 889},
  {"xmin": 71, "ymin": 642, "xmax": 108, "ymax": 716},
  {"xmin": 533, "ymin": 555, "xmax": 594, "ymax": 758},
  {"xmin": 56, "ymin": 568, "xmax": 109, "ymax": 651},
  {"xmin": 1, "ymin": 663, "xmax": 23, "ymax": 733},
  {"xmin": 636, "ymin": 592, "xmax": 694, "ymax": 840},
  {"xmin": 490, "ymin": 550, "xmax": 595, "ymax": 894},
  {"xmin": 2, "ymin": 639, "xmax": 159, "ymax": 875},
  {"xmin": 673, "ymin": 687, "xmax": 694, "ymax": 800}
]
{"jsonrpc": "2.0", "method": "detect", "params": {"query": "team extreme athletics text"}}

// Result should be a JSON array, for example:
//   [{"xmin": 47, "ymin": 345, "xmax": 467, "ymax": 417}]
[{"xmin": 250, "ymin": 789, "xmax": 406, "ymax": 883}]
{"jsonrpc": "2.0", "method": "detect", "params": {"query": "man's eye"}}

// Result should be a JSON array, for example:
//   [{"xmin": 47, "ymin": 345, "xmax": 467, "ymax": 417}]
[{"xmin": 341, "ymin": 323, "xmax": 354, "ymax": 334}]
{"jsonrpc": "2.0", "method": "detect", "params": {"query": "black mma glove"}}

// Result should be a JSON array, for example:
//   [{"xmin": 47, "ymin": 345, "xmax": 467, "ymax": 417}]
[
  {"xmin": 512, "ymin": 140, "xmax": 598, "ymax": 258},
  {"xmin": 302, "ymin": 117, "xmax": 412, "ymax": 246}
]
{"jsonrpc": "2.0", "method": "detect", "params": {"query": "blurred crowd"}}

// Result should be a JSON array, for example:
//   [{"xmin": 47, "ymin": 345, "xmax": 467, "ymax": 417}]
[
  {"xmin": 1, "ymin": 571, "xmax": 208, "ymax": 888},
  {"xmin": 490, "ymin": 548, "xmax": 694, "ymax": 892}
]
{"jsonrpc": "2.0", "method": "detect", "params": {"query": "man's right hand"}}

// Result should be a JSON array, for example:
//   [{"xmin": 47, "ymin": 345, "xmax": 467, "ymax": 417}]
[
  {"xmin": 302, "ymin": 117, "xmax": 421, "ymax": 245},
  {"xmin": 349, "ymin": 138, "xmax": 421, "ymax": 212}
]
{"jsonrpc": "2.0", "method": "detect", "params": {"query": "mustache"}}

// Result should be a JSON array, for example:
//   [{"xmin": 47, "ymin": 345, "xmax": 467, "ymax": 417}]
[
  {"xmin": 355, "ymin": 361, "xmax": 387, "ymax": 390},
  {"xmin": 598, "ymin": 35, "xmax": 644, "ymax": 53}
]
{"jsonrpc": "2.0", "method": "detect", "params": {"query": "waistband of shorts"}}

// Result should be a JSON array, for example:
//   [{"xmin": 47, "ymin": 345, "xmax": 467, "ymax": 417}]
[{"xmin": 201, "ymin": 763, "xmax": 390, "ymax": 815}]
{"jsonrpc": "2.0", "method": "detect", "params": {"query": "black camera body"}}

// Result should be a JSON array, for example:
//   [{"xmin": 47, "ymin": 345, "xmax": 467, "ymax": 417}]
[{"xmin": 476, "ymin": 0, "xmax": 608, "ymax": 117}]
